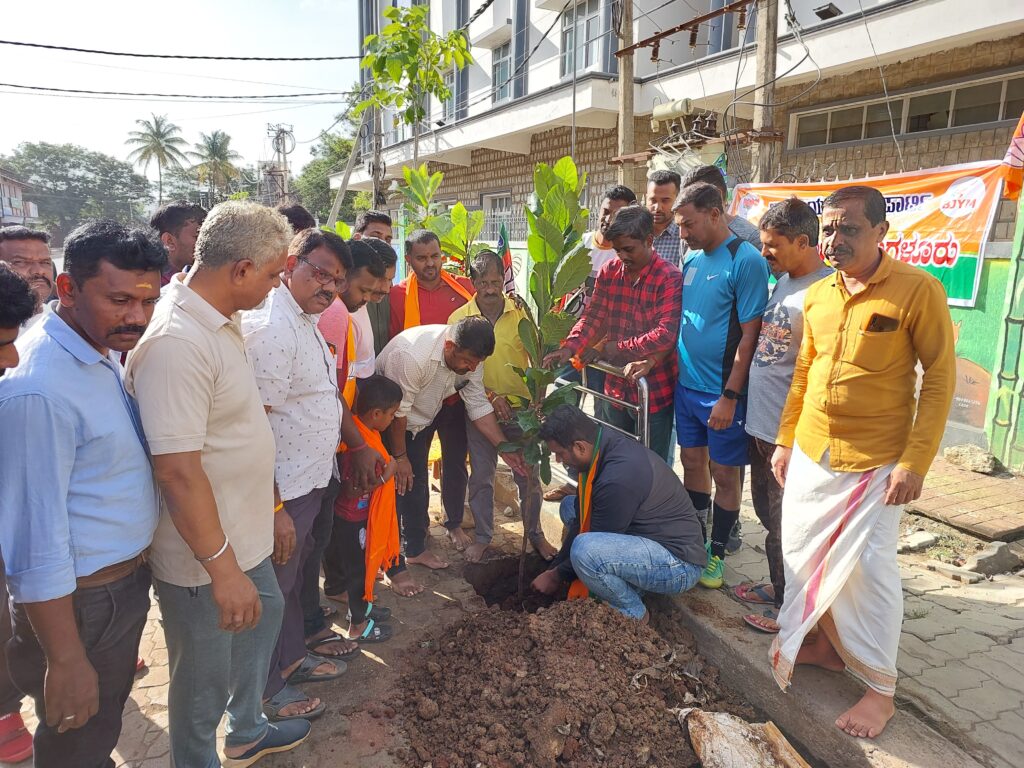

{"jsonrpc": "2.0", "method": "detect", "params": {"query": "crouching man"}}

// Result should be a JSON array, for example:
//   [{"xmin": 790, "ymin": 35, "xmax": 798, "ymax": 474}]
[{"xmin": 531, "ymin": 405, "xmax": 706, "ymax": 621}]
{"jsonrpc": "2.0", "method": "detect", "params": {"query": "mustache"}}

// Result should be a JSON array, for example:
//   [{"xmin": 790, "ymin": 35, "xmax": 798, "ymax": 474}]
[
  {"xmin": 316, "ymin": 290, "xmax": 335, "ymax": 302},
  {"xmin": 109, "ymin": 325, "xmax": 147, "ymax": 336}
]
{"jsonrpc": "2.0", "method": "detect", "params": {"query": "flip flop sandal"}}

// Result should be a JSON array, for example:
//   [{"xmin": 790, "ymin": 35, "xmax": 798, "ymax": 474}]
[
  {"xmin": 306, "ymin": 632, "xmax": 359, "ymax": 659},
  {"xmin": 347, "ymin": 602, "xmax": 392, "ymax": 624},
  {"xmin": 732, "ymin": 583, "xmax": 777, "ymax": 606},
  {"xmin": 743, "ymin": 610, "xmax": 780, "ymax": 634},
  {"xmin": 223, "ymin": 720, "xmax": 312, "ymax": 768},
  {"xmin": 264, "ymin": 684, "xmax": 325, "ymax": 722},
  {"xmin": 287, "ymin": 652, "xmax": 346, "ymax": 686},
  {"xmin": 543, "ymin": 486, "xmax": 572, "ymax": 502},
  {"xmin": 353, "ymin": 618, "xmax": 393, "ymax": 644}
]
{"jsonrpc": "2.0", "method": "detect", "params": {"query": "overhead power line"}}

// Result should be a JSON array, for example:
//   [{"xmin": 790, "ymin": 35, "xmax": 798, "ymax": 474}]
[
  {"xmin": 0, "ymin": 38, "xmax": 360, "ymax": 61},
  {"xmin": 0, "ymin": 82, "xmax": 355, "ymax": 100}
]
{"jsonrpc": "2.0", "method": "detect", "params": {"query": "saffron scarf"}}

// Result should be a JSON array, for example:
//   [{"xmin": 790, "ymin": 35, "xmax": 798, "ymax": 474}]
[
  {"xmin": 342, "ymin": 317, "xmax": 357, "ymax": 407},
  {"xmin": 339, "ymin": 416, "xmax": 401, "ymax": 603},
  {"xmin": 568, "ymin": 428, "xmax": 603, "ymax": 601},
  {"xmin": 403, "ymin": 271, "xmax": 474, "ymax": 329}
]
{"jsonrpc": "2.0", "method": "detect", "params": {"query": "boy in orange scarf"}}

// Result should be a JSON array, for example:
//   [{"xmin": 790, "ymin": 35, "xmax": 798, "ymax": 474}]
[{"xmin": 328, "ymin": 375, "xmax": 404, "ymax": 643}]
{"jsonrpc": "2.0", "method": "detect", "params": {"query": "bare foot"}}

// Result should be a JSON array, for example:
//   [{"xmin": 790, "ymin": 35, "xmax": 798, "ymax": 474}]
[
  {"xmin": 836, "ymin": 689, "xmax": 895, "ymax": 738},
  {"xmin": 531, "ymin": 536, "xmax": 559, "ymax": 560},
  {"xmin": 795, "ymin": 629, "xmax": 846, "ymax": 672},
  {"xmin": 407, "ymin": 550, "xmax": 449, "ymax": 570},
  {"xmin": 389, "ymin": 570, "xmax": 425, "ymax": 597},
  {"xmin": 543, "ymin": 482, "xmax": 574, "ymax": 502},
  {"xmin": 466, "ymin": 540, "xmax": 493, "ymax": 565},
  {"xmin": 447, "ymin": 527, "xmax": 472, "ymax": 551}
]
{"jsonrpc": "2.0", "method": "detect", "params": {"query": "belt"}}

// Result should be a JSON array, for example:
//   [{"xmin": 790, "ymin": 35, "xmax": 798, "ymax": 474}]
[{"xmin": 76, "ymin": 553, "xmax": 147, "ymax": 590}]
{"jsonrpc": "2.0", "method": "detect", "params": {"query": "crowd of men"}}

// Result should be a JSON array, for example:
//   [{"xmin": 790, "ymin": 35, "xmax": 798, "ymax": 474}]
[{"xmin": 0, "ymin": 162, "xmax": 955, "ymax": 766}]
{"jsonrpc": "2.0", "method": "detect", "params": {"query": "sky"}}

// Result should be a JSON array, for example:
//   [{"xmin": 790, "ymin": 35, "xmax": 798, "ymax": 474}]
[{"xmin": 0, "ymin": 0, "xmax": 361, "ymax": 185}]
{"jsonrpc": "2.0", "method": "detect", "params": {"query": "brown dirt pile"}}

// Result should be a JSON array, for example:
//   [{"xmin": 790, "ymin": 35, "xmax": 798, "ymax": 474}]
[{"xmin": 386, "ymin": 598, "xmax": 749, "ymax": 768}]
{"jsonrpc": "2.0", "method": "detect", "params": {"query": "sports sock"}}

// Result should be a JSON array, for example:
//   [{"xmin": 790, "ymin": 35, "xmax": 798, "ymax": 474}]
[{"xmin": 709, "ymin": 502, "xmax": 740, "ymax": 559}]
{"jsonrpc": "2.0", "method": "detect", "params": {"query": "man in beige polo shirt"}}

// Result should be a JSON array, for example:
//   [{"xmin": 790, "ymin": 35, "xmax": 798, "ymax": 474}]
[{"xmin": 126, "ymin": 201, "xmax": 311, "ymax": 768}]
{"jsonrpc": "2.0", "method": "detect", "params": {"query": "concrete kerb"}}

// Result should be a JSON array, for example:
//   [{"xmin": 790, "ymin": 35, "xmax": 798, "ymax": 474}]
[{"xmin": 655, "ymin": 588, "xmax": 985, "ymax": 768}]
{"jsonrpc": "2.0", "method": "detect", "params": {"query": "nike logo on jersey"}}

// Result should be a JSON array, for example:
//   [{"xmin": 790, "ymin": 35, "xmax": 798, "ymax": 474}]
[{"xmin": 706, "ymin": 274, "xmax": 719, "ymax": 281}]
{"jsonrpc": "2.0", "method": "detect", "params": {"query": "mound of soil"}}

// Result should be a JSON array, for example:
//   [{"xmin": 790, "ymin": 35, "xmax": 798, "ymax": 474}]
[{"xmin": 389, "ymin": 599, "xmax": 749, "ymax": 768}]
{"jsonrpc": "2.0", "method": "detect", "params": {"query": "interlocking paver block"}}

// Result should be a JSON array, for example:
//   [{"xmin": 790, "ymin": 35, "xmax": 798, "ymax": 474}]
[
  {"xmin": 953, "ymin": 679, "xmax": 1022, "ymax": 721},
  {"xmin": 965, "ymin": 722, "xmax": 1020, "ymax": 768},
  {"xmin": 916, "ymin": 661, "xmax": 989, "ymax": 696},
  {"xmin": 929, "ymin": 629, "xmax": 996, "ymax": 658}
]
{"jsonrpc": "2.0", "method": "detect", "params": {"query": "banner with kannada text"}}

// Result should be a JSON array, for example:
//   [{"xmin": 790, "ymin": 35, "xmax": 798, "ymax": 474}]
[{"xmin": 730, "ymin": 160, "xmax": 1005, "ymax": 307}]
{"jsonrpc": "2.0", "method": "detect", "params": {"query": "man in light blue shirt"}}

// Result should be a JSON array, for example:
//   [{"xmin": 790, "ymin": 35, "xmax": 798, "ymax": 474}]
[{"xmin": 0, "ymin": 220, "xmax": 165, "ymax": 768}]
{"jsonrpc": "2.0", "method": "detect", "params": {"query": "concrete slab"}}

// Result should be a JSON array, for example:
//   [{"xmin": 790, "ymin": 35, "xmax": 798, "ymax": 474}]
[
  {"xmin": 655, "ymin": 588, "xmax": 985, "ymax": 768},
  {"xmin": 907, "ymin": 459, "xmax": 1024, "ymax": 541}
]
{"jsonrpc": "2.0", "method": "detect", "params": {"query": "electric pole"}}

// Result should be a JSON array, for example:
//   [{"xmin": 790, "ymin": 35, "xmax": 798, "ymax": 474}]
[
  {"xmin": 616, "ymin": 0, "xmax": 637, "ymax": 191},
  {"xmin": 751, "ymin": 0, "xmax": 778, "ymax": 183}
]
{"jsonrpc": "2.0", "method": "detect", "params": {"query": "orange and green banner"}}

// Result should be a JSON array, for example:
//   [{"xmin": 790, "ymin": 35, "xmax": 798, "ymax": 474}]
[{"xmin": 730, "ymin": 160, "xmax": 1006, "ymax": 307}]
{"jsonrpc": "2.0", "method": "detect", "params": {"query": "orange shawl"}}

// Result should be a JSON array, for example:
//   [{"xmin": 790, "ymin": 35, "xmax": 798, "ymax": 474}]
[
  {"xmin": 403, "ymin": 271, "xmax": 474, "ymax": 329},
  {"xmin": 342, "ymin": 317, "xmax": 357, "ymax": 407},
  {"xmin": 339, "ymin": 416, "xmax": 401, "ymax": 603},
  {"xmin": 568, "ymin": 429, "xmax": 603, "ymax": 600}
]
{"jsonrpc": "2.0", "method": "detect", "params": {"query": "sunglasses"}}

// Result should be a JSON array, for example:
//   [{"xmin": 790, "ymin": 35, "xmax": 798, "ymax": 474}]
[{"xmin": 296, "ymin": 255, "xmax": 347, "ymax": 291}]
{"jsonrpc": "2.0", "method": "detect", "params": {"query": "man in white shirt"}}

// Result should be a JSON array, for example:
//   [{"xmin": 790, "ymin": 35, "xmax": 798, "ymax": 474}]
[
  {"xmin": 377, "ymin": 319, "xmax": 527, "ymax": 570},
  {"xmin": 0, "ymin": 226, "xmax": 53, "ymax": 335},
  {"xmin": 243, "ymin": 229, "xmax": 353, "ymax": 722}
]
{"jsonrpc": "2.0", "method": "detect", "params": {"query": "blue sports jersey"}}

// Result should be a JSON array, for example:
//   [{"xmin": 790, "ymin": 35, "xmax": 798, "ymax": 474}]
[{"xmin": 678, "ymin": 235, "xmax": 769, "ymax": 395}]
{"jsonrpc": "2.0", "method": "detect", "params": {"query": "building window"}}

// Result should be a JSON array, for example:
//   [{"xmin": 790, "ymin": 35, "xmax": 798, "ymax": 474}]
[
  {"xmin": 791, "ymin": 71, "xmax": 1023, "ymax": 149},
  {"xmin": 561, "ymin": 0, "xmax": 602, "ymax": 78},
  {"xmin": 442, "ymin": 69, "xmax": 456, "ymax": 121},
  {"xmin": 492, "ymin": 43, "xmax": 512, "ymax": 104}
]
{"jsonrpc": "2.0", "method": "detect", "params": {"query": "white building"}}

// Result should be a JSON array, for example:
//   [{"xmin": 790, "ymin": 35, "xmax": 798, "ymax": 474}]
[{"xmin": 334, "ymin": 0, "xmax": 1024, "ymax": 233}]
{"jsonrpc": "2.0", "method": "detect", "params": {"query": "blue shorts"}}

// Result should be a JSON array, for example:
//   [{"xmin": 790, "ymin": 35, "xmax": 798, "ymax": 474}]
[{"xmin": 674, "ymin": 383, "xmax": 750, "ymax": 467}]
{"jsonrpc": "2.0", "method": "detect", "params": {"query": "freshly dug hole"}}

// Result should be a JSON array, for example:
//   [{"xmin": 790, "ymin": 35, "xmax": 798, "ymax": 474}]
[
  {"xmin": 464, "ymin": 554, "xmax": 566, "ymax": 612},
  {"xmin": 391, "ymin": 598, "xmax": 753, "ymax": 768}
]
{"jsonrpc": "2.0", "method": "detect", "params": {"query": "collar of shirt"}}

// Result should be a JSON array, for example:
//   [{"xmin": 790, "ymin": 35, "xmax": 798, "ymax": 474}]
[
  {"xmin": 167, "ymin": 275, "xmax": 233, "ymax": 332},
  {"xmin": 829, "ymin": 249, "xmax": 893, "ymax": 297},
  {"xmin": 608, "ymin": 252, "xmax": 661, "ymax": 288},
  {"xmin": 461, "ymin": 294, "xmax": 517, "ymax": 321},
  {"xmin": 39, "ymin": 305, "xmax": 124, "ymax": 370}
]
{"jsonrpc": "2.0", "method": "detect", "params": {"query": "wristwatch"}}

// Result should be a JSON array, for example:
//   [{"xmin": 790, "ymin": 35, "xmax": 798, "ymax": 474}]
[{"xmin": 722, "ymin": 388, "xmax": 740, "ymax": 401}]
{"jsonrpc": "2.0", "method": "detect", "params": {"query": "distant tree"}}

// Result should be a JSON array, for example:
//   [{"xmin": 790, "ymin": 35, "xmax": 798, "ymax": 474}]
[
  {"xmin": 293, "ymin": 133, "xmax": 366, "ymax": 224},
  {"xmin": 3, "ymin": 142, "xmax": 150, "ymax": 244},
  {"xmin": 189, "ymin": 131, "xmax": 242, "ymax": 202},
  {"xmin": 125, "ymin": 114, "xmax": 189, "ymax": 206}
]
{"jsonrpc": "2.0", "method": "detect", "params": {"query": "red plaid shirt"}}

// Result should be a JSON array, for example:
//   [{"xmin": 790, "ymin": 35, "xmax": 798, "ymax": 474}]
[{"xmin": 564, "ymin": 251, "xmax": 682, "ymax": 412}]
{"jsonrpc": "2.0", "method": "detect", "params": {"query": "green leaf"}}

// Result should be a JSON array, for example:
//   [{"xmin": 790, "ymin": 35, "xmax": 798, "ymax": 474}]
[
  {"xmin": 533, "ymin": 163, "xmax": 552, "ymax": 201},
  {"xmin": 496, "ymin": 441, "xmax": 520, "ymax": 453},
  {"xmin": 527, "ymin": 232, "xmax": 559, "ymax": 266},
  {"xmin": 523, "ymin": 440, "xmax": 542, "ymax": 465},
  {"xmin": 552, "ymin": 156, "xmax": 579, "ymax": 191},
  {"xmin": 517, "ymin": 317, "xmax": 540, "ymax": 367},
  {"xmin": 540, "ymin": 452, "xmax": 552, "ymax": 484},
  {"xmin": 516, "ymin": 409, "xmax": 541, "ymax": 434},
  {"xmin": 542, "ymin": 383, "xmax": 579, "ymax": 410},
  {"xmin": 539, "ymin": 311, "xmax": 577, "ymax": 351},
  {"xmin": 551, "ymin": 244, "xmax": 591, "ymax": 299},
  {"xmin": 534, "ymin": 216, "xmax": 564, "ymax": 262}
]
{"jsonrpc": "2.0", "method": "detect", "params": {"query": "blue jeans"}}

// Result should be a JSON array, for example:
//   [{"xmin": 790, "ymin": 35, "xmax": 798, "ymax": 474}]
[
  {"xmin": 569, "ymin": 532, "xmax": 702, "ymax": 619},
  {"xmin": 156, "ymin": 558, "xmax": 284, "ymax": 768}
]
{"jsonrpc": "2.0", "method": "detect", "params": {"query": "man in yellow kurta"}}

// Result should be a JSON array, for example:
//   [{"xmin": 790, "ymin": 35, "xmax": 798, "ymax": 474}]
[
  {"xmin": 449, "ymin": 250, "xmax": 558, "ymax": 563},
  {"xmin": 768, "ymin": 186, "xmax": 955, "ymax": 740}
]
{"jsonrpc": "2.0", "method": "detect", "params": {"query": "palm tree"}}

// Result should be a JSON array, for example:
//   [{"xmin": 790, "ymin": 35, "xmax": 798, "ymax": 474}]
[
  {"xmin": 189, "ymin": 131, "xmax": 242, "ymax": 203},
  {"xmin": 125, "ymin": 114, "xmax": 189, "ymax": 206}
]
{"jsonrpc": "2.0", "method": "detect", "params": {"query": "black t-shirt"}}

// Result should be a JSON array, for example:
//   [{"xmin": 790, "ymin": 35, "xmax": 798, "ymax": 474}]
[{"xmin": 552, "ymin": 431, "xmax": 707, "ymax": 579}]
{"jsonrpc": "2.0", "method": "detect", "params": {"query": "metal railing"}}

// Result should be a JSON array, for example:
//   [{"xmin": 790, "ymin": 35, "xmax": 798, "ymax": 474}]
[{"xmin": 555, "ymin": 359, "xmax": 651, "ymax": 447}]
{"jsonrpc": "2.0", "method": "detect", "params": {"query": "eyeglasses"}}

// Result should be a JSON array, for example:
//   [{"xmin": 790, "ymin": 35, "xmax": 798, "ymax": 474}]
[{"xmin": 296, "ymin": 255, "xmax": 346, "ymax": 291}]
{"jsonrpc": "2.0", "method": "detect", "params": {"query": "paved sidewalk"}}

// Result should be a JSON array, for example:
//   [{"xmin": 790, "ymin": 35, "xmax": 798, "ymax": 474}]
[
  {"xmin": 908, "ymin": 457, "xmax": 1024, "ymax": 540},
  {"xmin": 722, "ymin": 507, "xmax": 1024, "ymax": 768}
]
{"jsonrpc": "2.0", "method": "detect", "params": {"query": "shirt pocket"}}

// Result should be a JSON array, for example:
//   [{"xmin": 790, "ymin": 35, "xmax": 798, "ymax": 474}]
[{"xmin": 842, "ymin": 329, "xmax": 898, "ymax": 372}]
